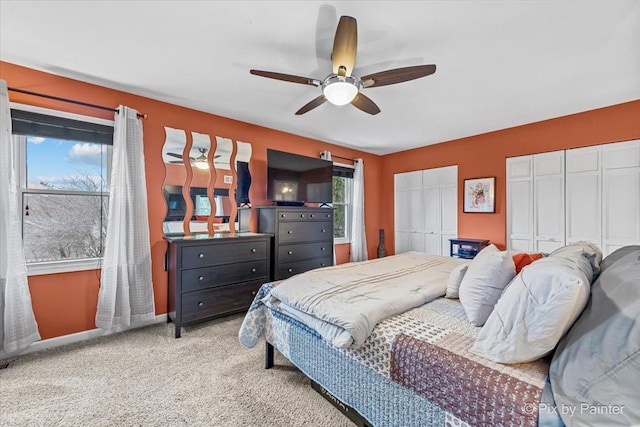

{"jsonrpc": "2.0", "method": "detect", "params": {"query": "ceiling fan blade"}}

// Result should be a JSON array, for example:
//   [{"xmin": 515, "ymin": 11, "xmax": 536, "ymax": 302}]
[
  {"xmin": 167, "ymin": 152, "xmax": 183, "ymax": 159},
  {"xmin": 351, "ymin": 93, "xmax": 381, "ymax": 115},
  {"xmin": 332, "ymin": 16, "xmax": 357, "ymax": 77},
  {"xmin": 295, "ymin": 95, "xmax": 327, "ymax": 115},
  {"xmin": 361, "ymin": 64, "xmax": 436, "ymax": 88},
  {"xmin": 250, "ymin": 70, "xmax": 320, "ymax": 86}
]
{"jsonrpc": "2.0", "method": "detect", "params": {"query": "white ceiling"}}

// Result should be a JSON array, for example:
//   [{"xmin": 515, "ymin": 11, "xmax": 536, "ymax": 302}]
[{"xmin": 1, "ymin": 1, "xmax": 638, "ymax": 155}]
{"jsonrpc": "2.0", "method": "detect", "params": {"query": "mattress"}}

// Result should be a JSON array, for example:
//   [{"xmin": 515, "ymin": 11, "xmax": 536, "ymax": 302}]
[{"xmin": 239, "ymin": 282, "xmax": 550, "ymax": 427}]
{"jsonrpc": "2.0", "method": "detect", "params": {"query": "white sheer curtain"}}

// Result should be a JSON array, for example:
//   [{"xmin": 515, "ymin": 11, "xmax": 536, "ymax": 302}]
[
  {"xmin": 350, "ymin": 159, "xmax": 368, "ymax": 262},
  {"xmin": 0, "ymin": 79, "xmax": 41, "ymax": 355},
  {"xmin": 96, "ymin": 106, "xmax": 155, "ymax": 331}
]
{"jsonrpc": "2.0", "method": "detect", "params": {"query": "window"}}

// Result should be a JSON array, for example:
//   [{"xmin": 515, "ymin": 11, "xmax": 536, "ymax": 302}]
[
  {"xmin": 11, "ymin": 105, "xmax": 114, "ymax": 275},
  {"xmin": 332, "ymin": 165, "xmax": 354, "ymax": 243}
]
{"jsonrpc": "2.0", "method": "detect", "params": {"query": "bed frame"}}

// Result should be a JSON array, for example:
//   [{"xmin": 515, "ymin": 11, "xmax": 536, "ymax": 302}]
[{"xmin": 265, "ymin": 342, "xmax": 372, "ymax": 426}]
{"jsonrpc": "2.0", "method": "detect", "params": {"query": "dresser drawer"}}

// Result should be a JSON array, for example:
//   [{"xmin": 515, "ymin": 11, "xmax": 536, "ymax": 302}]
[
  {"xmin": 276, "ymin": 256, "xmax": 333, "ymax": 280},
  {"xmin": 278, "ymin": 221, "xmax": 333, "ymax": 244},
  {"xmin": 278, "ymin": 210, "xmax": 333, "ymax": 221},
  {"xmin": 181, "ymin": 260, "xmax": 268, "ymax": 293},
  {"xmin": 181, "ymin": 280, "xmax": 262, "ymax": 323},
  {"xmin": 278, "ymin": 241, "xmax": 332, "ymax": 263},
  {"xmin": 181, "ymin": 239, "xmax": 268, "ymax": 269}
]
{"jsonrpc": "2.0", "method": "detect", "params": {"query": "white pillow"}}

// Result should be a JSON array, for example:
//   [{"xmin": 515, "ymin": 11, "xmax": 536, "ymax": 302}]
[
  {"xmin": 470, "ymin": 247, "xmax": 596, "ymax": 364},
  {"xmin": 458, "ymin": 244, "xmax": 516, "ymax": 326},
  {"xmin": 445, "ymin": 263, "xmax": 469, "ymax": 298}
]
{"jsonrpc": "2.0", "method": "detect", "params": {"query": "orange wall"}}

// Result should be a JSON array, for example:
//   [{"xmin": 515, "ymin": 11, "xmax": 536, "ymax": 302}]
[
  {"xmin": 1, "ymin": 61, "xmax": 381, "ymax": 339},
  {"xmin": 381, "ymin": 100, "xmax": 640, "ymax": 253},
  {"xmin": 3, "ymin": 60, "xmax": 638, "ymax": 341}
]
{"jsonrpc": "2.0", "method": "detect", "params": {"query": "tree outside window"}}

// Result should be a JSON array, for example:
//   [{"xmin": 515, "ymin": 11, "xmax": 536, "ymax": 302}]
[
  {"xmin": 333, "ymin": 175, "xmax": 352, "ymax": 241},
  {"xmin": 15, "ymin": 133, "xmax": 111, "ymax": 264}
]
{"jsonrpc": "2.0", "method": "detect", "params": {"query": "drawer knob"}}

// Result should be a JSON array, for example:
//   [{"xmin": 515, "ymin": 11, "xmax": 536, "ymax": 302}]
[
  {"xmin": 198, "ymin": 302, "xmax": 204, "ymax": 307},
  {"xmin": 281, "ymin": 214, "xmax": 286, "ymax": 218},
  {"xmin": 251, "ymin": 268, "xmax": 256, "ymax": 273},
  {"xmin": 198, "ymin": 253, "xmax": 204, "ymax": 258},
  {"xmin": 288, "ymin": 230, "xmax": 293, "ymax": 234},
  {"xmin": 198, "ymin": 276, "xmax": 204, "ymax": 281},
  {"xmin": 251, "ymin": 248, "xmax": 257, "ymax": 253},
  {"xmin": 300, "ymin": 214, "xmax": 305, "ymax": 218},
  {"xmin": 321, "ymin": 263, "xmax": 326, "ymax": 267},
  {"xmin": 252, "ymin": 290, "xmax": 257, "ymax": 296},
  {"xmin": 326, "ymin": 214, "xmax": 331, "ymax": 218},
  {"xmin": 287, "ymin": 250, "xmax": 293, "ymax": 255},
  {"xmin": 310, "ymin": 214, "xmax": 315, "ymax": 218},
  {"xmin": 321, "ymin": 229, "xmax": 326, "ymax": 233},
  {"xmin": 288, "ymin": 268, "xmax": 293, "ymax": 273},
  {"xmin": 321, "ymin": 247, "xmax": 326, "ymax": 251}
]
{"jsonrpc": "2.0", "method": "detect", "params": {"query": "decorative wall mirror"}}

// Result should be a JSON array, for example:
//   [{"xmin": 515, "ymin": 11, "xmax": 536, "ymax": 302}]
[{"xmin": 162, "ymin": 127, "xmax": 251, "ymax": 236}]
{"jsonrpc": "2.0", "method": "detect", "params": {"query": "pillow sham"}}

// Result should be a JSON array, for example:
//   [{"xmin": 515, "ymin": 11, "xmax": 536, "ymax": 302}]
[
  {"xmin": 470, "ymin": 242, "xmax": 600, "ymax": 363},
  {"xmin": 458, "ymin": 244, "xmax": 516, "ymax": 326},
  {"xmin": 550, "ymin": 245, "xmax": 640, "ymax": 426},
  {"xmin": 445, "ymin": 262, "xmax": 470, "ymax": 299},
  {"xmin": 512, "ymin": 252, "xmax": 543, "ymax": 273}
]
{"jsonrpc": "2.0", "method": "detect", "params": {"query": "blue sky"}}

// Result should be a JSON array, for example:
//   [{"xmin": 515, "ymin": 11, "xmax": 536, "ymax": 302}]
[{"xmin": 27, "ymin": 136, "xmax": 108, "ymax": 190}]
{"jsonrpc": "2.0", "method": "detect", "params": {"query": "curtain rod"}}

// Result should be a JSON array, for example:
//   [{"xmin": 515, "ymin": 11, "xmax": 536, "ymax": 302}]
[
  {"xmin": 332, "ymin": 154, "xmax": 355, "ymax": 162},
  {"xmin": 7, "ymin": 87, "xmax": 147, "ymax": 119}
]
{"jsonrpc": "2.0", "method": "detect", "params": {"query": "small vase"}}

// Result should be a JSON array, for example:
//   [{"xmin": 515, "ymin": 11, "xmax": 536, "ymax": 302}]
[{"xmin": 377, "ymin": 229, "xmax": 387, "ymax": 258}]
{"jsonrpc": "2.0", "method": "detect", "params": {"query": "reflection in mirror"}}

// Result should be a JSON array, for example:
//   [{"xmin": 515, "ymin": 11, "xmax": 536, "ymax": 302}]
[
  {"xmin": 214, "ymin": 136, "xmax": 232, "ymax": 172},
  {"xmin": 190, "ymin": 132, "xmax": 212, "ymax": 223},
  {"xmin": 161, "ymin": 129, "xmax": 253, "ymax": 236},
  {"xmin": 236, "ymin": 141, "xmax": 252, "ymax": 208},
  {"xmin": 162, "ymin": 127, "xmax": 214, "ymax": 235}
]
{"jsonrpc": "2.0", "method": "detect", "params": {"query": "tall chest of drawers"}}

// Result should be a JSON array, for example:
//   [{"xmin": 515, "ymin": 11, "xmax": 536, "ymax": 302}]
[
  {"xmin": 165, "ymin": 232, "xmax": 271, "ymax": 338},
  {"xmin": 257, "ymin": 206, "xmax": 334, "ymax": 280}
]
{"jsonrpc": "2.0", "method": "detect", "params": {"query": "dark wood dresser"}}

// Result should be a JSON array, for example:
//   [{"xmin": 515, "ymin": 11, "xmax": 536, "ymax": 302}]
[
  {"xmin": 165, "ymin": 232, "xmax": 271, "ymax": 338},
  {"xmin": 257, "ymin": 206, "xmax": 334, "ymax": 280}
]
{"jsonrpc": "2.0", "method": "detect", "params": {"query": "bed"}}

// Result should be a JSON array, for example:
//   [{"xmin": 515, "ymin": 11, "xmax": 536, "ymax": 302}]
[{"xmin": 238, "ymin": 247, "xmax": 639, "ymax": 427}]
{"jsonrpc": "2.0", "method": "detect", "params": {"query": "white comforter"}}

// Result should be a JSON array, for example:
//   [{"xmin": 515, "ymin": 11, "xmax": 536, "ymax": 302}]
[{"xmin": 262, "ymin": 252, "xmax": 466, "ymax": 348}]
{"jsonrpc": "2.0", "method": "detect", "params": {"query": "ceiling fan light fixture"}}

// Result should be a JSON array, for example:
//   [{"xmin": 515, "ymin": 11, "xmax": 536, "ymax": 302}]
[
  {"xmin": 194, "ymin": 159, "xmax": 209, "ymax": 170},
  {"xmin": 322, "ymin": 75, "xmax": 359, "ymax": 106}
]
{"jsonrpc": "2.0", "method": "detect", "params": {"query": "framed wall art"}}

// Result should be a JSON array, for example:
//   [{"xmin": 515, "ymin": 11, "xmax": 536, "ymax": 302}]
[{"xmin": 464, "ymin": 177, "xmax": 495, "ymax": 213}]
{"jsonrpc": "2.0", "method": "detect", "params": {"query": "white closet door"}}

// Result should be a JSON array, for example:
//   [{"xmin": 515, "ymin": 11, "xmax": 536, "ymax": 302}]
[
  {"xmin": 534, "ymin": 151, "xmax": 565, "ymax": 253},
  {"xmin": 394, "ymin": 172, "xmax": 410, "ymax": 253},
  {"xmin": 395, "ymin": 170, "xmax": 424, "ymax": 254},
  {"xmin": 422, "ymin": 166, "xmax": 458, "ymax": 256},
  {"xmin": 566, "ymin": 146, "xmax": 601, "ymax": 247},
  {"xmin": 602, "ymin": 140, "xmax": 640, "ymax": 255},
  {"xmin": 422, "ymin": 168, "xmax": 441, "ymax": 255},
  {"xmin": 507, "ymin": 156, "xmax": 534, "ymax": 251},
  {"xmin": 440, "ymin": 166, "xmax": 458, "ymax": 255}
]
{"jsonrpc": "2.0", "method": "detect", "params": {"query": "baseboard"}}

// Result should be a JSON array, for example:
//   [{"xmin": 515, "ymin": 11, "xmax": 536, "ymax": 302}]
[{"xmin": 18, "ymin": 314, "xmax": 168, "ymax": 356}]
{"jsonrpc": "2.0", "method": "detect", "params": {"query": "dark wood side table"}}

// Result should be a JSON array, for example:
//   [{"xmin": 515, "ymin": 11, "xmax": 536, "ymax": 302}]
[{"xmin": 449, "ymin": 238, "xmax": 490, "ymax": 259}]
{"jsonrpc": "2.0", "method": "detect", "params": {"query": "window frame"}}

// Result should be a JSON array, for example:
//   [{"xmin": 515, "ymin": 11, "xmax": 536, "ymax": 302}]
[
  {"xmin": 11, "ymin": 103, "xmax": 114, "ymax": 276},
  {"xmin": 332, "ymin": 162, "xmax": 355, "ymax": 245}
]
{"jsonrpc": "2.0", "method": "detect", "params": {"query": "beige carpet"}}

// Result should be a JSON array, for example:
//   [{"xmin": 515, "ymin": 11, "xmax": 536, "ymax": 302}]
[{"xmin": 0, "ymin": 315, "xmax": 353, "ymax": 427}]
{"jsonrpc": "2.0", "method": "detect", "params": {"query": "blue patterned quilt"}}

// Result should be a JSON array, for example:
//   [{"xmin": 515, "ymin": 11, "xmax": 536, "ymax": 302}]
[{"xmin": 239, "ymin": 282, "xmax": 555, "ymax": 427}]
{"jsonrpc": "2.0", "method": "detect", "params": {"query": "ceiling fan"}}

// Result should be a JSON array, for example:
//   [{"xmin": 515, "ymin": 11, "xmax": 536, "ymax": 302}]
[
  {"xmin": 250, "ymin": 16, "xmax": 436, "ymax": 115},
  {"xmin": 166, "ymin": 148, "xmax": 220, "ymax": 170}
]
